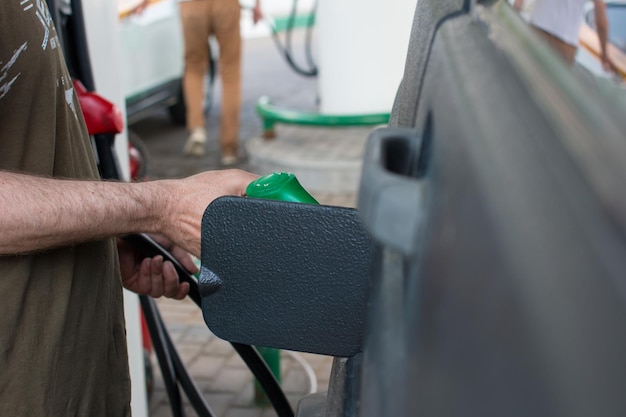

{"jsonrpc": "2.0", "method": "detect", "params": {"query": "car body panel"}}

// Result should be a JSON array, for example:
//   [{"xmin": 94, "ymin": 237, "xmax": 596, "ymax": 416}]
[{"xmin": 358, "ymin": 1, "xmax": 626, "ymax": 416}]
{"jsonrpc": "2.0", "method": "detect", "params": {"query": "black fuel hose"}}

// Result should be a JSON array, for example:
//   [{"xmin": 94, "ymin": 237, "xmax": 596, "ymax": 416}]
[
  {"xmin": 271, "ymin": 0, "xmax": 318, "ymax": 77},
  {"xmin": 243, "ymin": 0, "xmax": 318, "ymax": 77},
  {"xmin": 141, "ymin": 294, "xmax": 217, "ymax": 417},
  {"xmin": 124, "ymin": 233, "xmax": 295, "ymax": 417}
]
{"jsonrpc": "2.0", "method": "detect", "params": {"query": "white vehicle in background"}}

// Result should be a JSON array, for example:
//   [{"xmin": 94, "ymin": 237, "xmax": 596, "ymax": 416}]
[
  {"xmin": 116, "ymin": 0, "xmax": 317, "ymax": 126},
  {"xmin": 117, "ymin": 0, "xmax": 188, "ymax": 125}
]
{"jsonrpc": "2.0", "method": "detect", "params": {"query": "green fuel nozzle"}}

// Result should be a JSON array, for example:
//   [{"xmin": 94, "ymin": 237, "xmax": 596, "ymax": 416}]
[
  {"xmin": 245, "ymin": 172, "xmax": 319, "ymax": 204},
  {"xmin": 244, "ymin": 172, "xmax": 317, "ymax": 405}
]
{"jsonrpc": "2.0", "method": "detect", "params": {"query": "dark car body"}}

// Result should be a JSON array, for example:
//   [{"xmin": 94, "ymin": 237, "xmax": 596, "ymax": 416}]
[
  {"xmin": 198, "ymin": 1, "xmax": 626, "ymax": 416},
  {"xmin": 355, "ymin": 1, "xmax": 626, "ymax": 416}
]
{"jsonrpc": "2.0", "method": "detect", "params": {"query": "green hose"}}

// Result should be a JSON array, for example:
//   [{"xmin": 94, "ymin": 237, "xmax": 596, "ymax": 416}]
[{"xmin": 256, "ymin": 96, "xmax": 390, "ymax": 137}]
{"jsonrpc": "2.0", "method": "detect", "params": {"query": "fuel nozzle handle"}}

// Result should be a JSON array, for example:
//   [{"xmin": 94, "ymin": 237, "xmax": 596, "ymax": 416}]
[
  {"xmin": 245, "ymin": 172, "xmax": 318, "ymax": 204},
  {"xmin": 122, "ymin": 233, "xmax": 202, "ymax": 305}
]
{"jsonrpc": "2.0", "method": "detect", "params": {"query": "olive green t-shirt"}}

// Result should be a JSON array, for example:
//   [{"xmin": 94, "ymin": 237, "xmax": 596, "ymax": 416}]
[{"xmin": 0, "ymin": 2, "xmax": 130, "ymax": 416}]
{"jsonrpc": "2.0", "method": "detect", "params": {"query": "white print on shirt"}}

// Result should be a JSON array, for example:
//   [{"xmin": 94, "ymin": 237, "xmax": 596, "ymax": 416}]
[
  {"xmin": 19, "ymin": 0, "xmax": 58, "ymax": 50},
  {"xmin": 0, "ymin": 42, "xmax": 28, "ymax": 100},
  {"xmin": 20, "ymin": 0, "xmax": 33, "ymax": 11},
  {"xmin": 35, "ymin": 0, "xmax": 56, "ymax": 50},
  {"xmin": 30, "ymin": 0, "xmax": 71, "ymax": 117},
  {"xmin": 65, "ymin": 85, "xmax": 78, "ymax": 120},
  {"xmin": 3, "ymin": 0, "xmax": 75, "ymax": 118},
  {"xmin": 55, "ymin": 75, "xmax": 78, "ymax": 120}
]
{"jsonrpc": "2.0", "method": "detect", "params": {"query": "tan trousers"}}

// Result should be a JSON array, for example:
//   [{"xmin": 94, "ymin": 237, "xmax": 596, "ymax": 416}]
[{"xmin": 180, "ymin": 0, "xmax": 242, "ymax": 155}]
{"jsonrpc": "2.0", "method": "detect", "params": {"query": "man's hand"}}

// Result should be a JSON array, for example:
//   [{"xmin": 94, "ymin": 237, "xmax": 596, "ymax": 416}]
[
  {"xmin": 600, "ymin": 51, "xmax": 618, "ymax": 74},
  {"xmin": 117, "ymin": 236, "xmax": 195, "ymax": 299},
  {"xmin": 594, "ymin": 0, "xmax": 613, "ymax": 72},
  {"xmin": 159, "ymin": 169, "xmax": 259, "ymax": 257}
]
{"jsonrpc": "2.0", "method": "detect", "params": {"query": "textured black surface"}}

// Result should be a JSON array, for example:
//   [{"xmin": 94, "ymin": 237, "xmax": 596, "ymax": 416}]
[{"xmin": 199, "ymin": 197, "xmax": 371, "ymax": 357}]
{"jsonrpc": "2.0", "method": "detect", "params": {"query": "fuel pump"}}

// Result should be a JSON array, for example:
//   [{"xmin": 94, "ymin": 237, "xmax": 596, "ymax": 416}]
[
  {"xmin": 256, "ymin": 0, "xmax": 418, "ymax": 137},
  {"xmin": 45, "ymin": 1, "xmax": 295, "ymax": 416}
]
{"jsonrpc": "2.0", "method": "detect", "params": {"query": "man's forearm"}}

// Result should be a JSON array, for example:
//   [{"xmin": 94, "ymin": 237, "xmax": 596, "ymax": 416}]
[
  {"xmin": 594, "ymin": 0, "xmax": 610, "ymax": 61},
  {"xmin": 0, "ymin": 168, "xmax": 258, "ymax": 257},
  {"xmin": 0, "ymin": 171, "xmax": 163, "ymax": 254}
]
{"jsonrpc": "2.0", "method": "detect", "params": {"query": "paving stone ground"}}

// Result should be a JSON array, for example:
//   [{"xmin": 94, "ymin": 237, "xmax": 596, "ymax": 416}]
[{"xmin": 149, "ymin": 296, "xmax": 337, "ymax": 417}]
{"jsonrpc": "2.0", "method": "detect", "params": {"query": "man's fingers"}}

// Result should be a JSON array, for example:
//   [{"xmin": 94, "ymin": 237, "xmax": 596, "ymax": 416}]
[
  {"xmin": 138, "ymin": 257, "xmax": 152, "ymax": 294},
  {"xmin": 171, "ymin": 245, "xmax": 198, "ymax": 274},
  {"xmin": 138, "ymin": 257, "xmax": 188, "ymax": 299},
  {"xmin": 173, "ymin": 282, "xmax": 190, "ymax": 300},
  {"xmin": 149, "ymin": 256, "xmax": 164, "ymax": 297},
  {"xmin": 161, "ymin": 260, "xmax": 182, "ymax": 298}
]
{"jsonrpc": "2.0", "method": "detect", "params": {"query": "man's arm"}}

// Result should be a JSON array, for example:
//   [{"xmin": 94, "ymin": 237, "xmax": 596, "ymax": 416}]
[
  {"xmin": 252, "ymin": 0, "xmax": 263, "ymax": 25},
  {"xmin": 0, "ymin": 169, "xmax": 257, "ymax": 256},
  {"xmin": 593, "ymin": 0, "xmax": 613, "ymax": 71}
]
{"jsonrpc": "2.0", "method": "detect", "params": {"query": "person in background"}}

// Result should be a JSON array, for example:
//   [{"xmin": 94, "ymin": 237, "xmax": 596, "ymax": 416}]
[
  {"xmin": 180, "ymin": 0, "xmax": 263, "ymax": 165},
  {"xmin": 514, "ymin": 0, "xmax": 613, "ymax": 69},
  {"xmin": 0, "ymin": 1, "xmax": 257, "ymax": 415}
]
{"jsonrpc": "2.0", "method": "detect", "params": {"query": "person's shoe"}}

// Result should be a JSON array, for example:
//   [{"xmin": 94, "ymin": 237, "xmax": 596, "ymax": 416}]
[
  {"xmin": 183, "ymin": 127, "xmax": 206, "ymax": 157},
  {"xmin": 220, "ymin": 153, "xmax": 239, "ymax": 166}
]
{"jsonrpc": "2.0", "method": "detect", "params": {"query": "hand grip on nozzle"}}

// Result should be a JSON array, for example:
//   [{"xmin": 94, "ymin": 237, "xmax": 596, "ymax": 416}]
[{"xmin": 122, "ymin": 233, "xmax": 202, "ymax": 306}]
